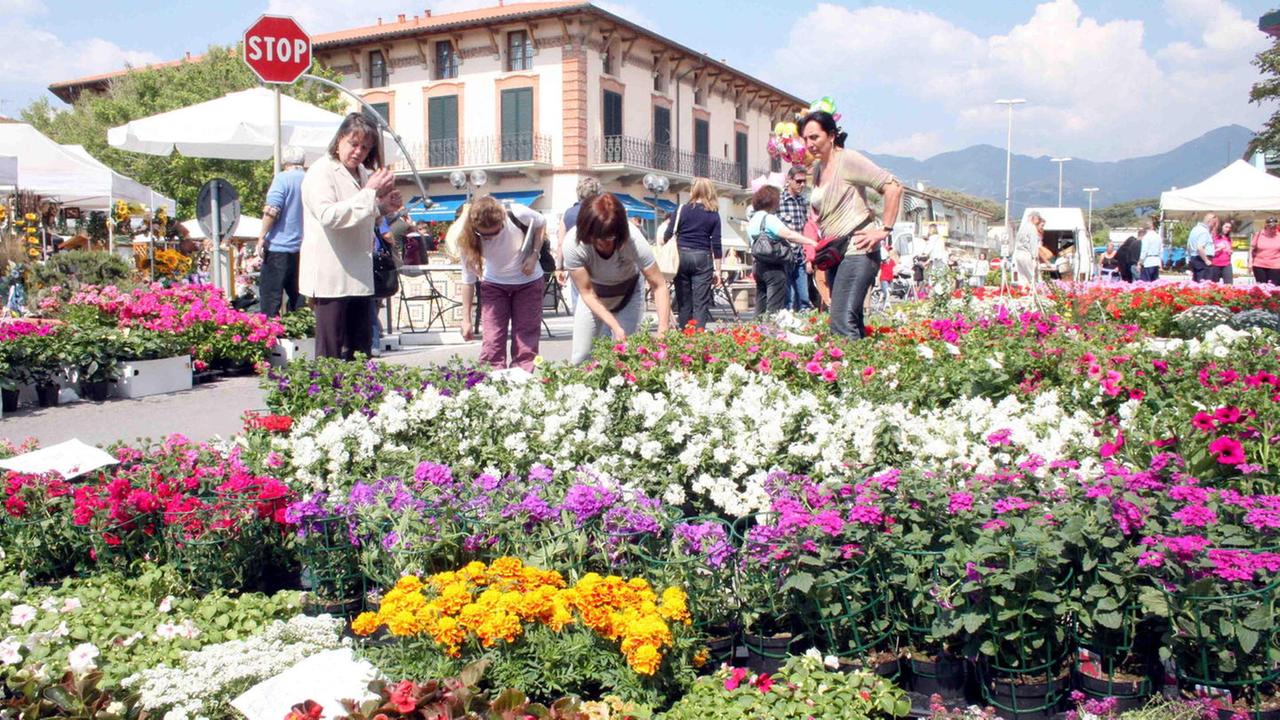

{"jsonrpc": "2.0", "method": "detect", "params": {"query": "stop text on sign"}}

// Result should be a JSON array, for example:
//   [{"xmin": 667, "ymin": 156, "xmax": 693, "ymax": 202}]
[{"xmin": 246, "ymin": 36, "xmax": 309, "ymax": 64}]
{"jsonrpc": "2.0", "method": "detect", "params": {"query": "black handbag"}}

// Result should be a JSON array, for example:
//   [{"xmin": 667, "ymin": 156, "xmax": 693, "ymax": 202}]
[
  {"xmin": 373, "ymin": 233, "xmax": 399, "ymax": 298},
  {"xmin": 749, "ymin": 211, "xmax": 790, "ymax": 264}
]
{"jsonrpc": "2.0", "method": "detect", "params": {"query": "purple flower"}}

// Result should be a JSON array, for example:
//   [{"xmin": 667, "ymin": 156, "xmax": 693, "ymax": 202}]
[
  {"xmin": 993, "ymin": 496, "xmax": 1033, "ymax": 514},
  {"xmin": 674, "ymin": 522, "xmax": 734, "ymax": 568},
  {"xmin": 413, "ymin": 462, "xmax": 454, "ymax": 489},
  {"xmin": 561, "ymin": 483, "xmax": 619, "ymax": 526},
  {"xmin": 382, "ymin": 532, "xmax": 399, "ymax": 551},
  {"xmin": 1172, "ymin": 504, "xmax": 1218, "ymax": 528},
  {"xmin": 986, "ymin": 429, "xmax": 1013, "ymax": 447}
]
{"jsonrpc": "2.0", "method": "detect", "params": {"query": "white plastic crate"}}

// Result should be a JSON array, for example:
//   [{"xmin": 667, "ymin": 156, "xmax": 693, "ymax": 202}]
[
  {"xmin": 267, "ymin": 338, "xmax": 316, "ymax": 368},
  {"xmin": 111, "ymin": 355, "xmax": 193, "ymax": 399}
]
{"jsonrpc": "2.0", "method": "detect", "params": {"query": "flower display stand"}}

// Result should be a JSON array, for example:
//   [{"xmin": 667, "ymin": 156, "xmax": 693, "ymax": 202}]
[
  {"xmin": 111, "ymin": 355, "xmax": 193, "ymax": 399},
  {"xmin": 267, "ymin": 338, "xmax": 316, "ymax": 368}
]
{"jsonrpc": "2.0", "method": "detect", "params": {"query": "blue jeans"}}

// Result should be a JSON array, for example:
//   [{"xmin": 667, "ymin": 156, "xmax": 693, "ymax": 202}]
[
  {"xmin": 787, "ymin": 261, "xmax": 812, "ymax": 311},
  {"xmin": 829, "ymin": 253, "xmax": 880, "ymax": 339}
]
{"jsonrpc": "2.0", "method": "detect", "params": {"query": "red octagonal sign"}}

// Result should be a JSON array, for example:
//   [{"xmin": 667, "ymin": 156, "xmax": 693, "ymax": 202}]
[{"xmin": 243, "ymin": 15, "xmax": 311, "ymax": 84}]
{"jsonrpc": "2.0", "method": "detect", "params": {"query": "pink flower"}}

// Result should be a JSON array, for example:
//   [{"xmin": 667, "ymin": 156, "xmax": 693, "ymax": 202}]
[
  {"xmin": 724, "ymin": 667, "xmax": 749, "ymax": 691},
  {"xmin": 1172, "ymin": 504, "xmax": 1218, "ymax": 528},
  {"xmin": 1136, "ymin": 550, "xmax": 1164, "ymax": 568},
  {"xmin": 1208, "ymin": 436, "xmax": 1246, "ymax": 465},
  {"xmin": 947, "ymin": 492, "xmax": 974, "ymax": 514},
  {"xmin": 804, "ymin": 360, "xmax": 823, "ymax": 375},
  {"xmin": 1191, "ymin": 412, "xmax": 1216, "ymax": 432},
  {"xmin": 1213, "ymin": 406, "xmax": 1243, "ymax": 424},
  {"xmin": 1100, "ymin": 431, "xmax": 1125, "ymax": 458},
  {"xmin": 754, "ymin": 673, "xmax": 774, "ymax": 693},
  {"xmin": 981, "ymin": 518, "xmax": 1008, "ymax": 531}
]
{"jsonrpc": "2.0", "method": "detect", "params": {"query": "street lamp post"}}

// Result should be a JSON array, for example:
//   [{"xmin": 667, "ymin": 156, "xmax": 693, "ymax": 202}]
[
  {"xmin": 1051, "ymin": 157, "xmax": 1072, "ymax": 207},
  {"xmin": 995, "ymin": 99, "xmax": 1026, "ymax": 254},
  {"xmin": 449, "ymin": 169, "xmax": 489, "ymax": 202},
  {"xmin": 642, "ymin": 173, "xmax": 670, "ymax": 241},
  {"xmin": 1083, "ymin": 187, "xmax": 1099, "ymax": 235}
]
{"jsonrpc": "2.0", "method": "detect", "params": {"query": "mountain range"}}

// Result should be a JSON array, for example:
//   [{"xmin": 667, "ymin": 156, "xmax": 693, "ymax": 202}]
[{"xmin": 862, "ymin": 124, "xmax": 1257, "ymax": 212}]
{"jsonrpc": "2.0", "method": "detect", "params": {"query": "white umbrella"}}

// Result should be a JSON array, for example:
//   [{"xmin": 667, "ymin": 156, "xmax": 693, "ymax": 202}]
[
  {"xmin": 107, "ymin": 87, "xmax": 399, "ymax": 163},
  {"xmin": 181, "ymin": 216, "xmax": 263, "ymax": 240}
]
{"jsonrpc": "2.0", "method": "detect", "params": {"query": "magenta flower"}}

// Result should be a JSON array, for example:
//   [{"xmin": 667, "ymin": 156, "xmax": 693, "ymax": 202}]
[
  {"xmin": 1172, "ymin": 504, "xmax": 1218, "ymax": 528},
  {"xmin": 1191, "ymin": 412, "xmax": 1216, "ymax": 432},
  {"xmin": 1208, "ymin": 436, "xmax": 1246, "ymax": 465},
  {"xmin": 947, "ymin": 492, "xmax": 974, "ymax": 514},
  {"xmin": 1213, "ymin": 406, "xmax": 1243, "ymax": 424}
]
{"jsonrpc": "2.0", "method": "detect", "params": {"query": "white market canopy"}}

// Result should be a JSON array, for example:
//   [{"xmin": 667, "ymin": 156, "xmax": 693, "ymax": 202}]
[
  {"xmin": 0, "ymin": 155, "xmax": 16, "ymax": 187},
  {"xmin": 181, "ymin": 216, "xmax": 262, "ymax": 240},
  {"xmin": 0, "ymin": 124, "xmax": 175, "ymax": 213},
  {"xmin": 1160, "ymin": 160, "xmax": 1280, "ymax": 220},
  {"xmin": 107, "ymin": 87, "xmax": 400, "ymax": 163}
]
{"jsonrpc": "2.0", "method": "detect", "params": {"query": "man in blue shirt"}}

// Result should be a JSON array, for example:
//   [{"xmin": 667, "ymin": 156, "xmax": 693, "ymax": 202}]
[
  {"xmin": 1186, "ymin": 213, "xmax": 1217, "ymax": 282},
  {"xmin": 256, "ymin": 146, "xmax": 307, "ymax": 316}
]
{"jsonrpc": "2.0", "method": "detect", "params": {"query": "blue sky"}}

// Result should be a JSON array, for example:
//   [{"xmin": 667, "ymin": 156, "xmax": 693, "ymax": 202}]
[{"xmin": 2, "ymin": 0, "xmax": 1276, "ymax": 161}]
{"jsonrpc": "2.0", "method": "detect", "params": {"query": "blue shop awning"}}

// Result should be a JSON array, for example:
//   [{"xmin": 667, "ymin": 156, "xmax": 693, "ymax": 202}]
[
  {"xmin": 407, "ymin": 194, "xmax": 466, "ymax": 222},
  {"xmin": 612, "ymin": 193, "xmax": 655, "ymax": 220},
  {"xmin": 651, "ymin": 197, "xmax": 677, "ymax": 215},
  {"xmin": 492, "ymin": 190, "xmax": 543, "ymax": 207}
]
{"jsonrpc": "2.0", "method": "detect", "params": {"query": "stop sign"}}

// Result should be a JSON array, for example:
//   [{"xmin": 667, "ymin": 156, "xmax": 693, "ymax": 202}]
[{"xmin": 243, "ymin": 15, "xmax": 311, "ymax": 84}]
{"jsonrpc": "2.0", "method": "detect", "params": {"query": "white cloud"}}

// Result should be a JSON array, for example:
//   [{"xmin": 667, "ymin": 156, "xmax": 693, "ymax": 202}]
[
  {"xmin": 873, "ymin": 132, "xmax": 945, "ymax": 159},
  {"xmin": 765, "ymin": 0, "xmax": 1269, "ymax": 160},
  {"xmin": 0, "ymin": 0, "xmax": 45, "ymax": 15},
  {"xmin": 0, "ymin": 16, "xmax": 160, "ymax": 108}
]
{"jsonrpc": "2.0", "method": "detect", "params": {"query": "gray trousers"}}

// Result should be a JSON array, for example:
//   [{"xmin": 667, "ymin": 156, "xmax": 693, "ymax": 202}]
[{"xmin": 570, "ymin": 285, "xmax": 645, "ymax": 364}]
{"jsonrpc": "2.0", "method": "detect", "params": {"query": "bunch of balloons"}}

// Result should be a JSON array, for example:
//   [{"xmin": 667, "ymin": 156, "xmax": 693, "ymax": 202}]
[{"xmin": 766, "ymin": 96, "xmax": 843, "ymax": 167}]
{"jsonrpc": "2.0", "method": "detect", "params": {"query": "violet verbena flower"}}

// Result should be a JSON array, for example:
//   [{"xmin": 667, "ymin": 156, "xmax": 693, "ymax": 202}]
[
  {"xmin": 414, "ymin": 462, "xmax": 454, "ymax": 489},
  {"xmin": 674, "ymin": 522, "xmax": 734, "ymax": 568},
  {"xmin": 561, "ymin": 483, "xmax": 620, "ymax": 526}
]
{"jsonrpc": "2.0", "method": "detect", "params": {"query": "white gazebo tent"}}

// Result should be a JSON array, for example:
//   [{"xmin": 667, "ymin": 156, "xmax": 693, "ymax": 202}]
[
  {"xmin": 0, "ymin": 156, "xmax": 17, "ymax": 188},
  {"xmin": 181, "ymin": 216, "xmax": 262, "ymax": 241},
  {"xmin": 107, "ymin": 87, "xmax": 400, "ymax": 164},
  {"xmin": 1160, "ymin": 160, "xmax": 1280, "ymax": 220},
  {"xmin": 0, "ymin": 124, "xmax": 175, "ymax": 213}
]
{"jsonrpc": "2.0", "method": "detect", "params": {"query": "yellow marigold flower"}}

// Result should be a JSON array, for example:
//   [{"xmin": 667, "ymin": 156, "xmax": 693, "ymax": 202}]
[
  {"xmin": 460, "ymin": 561, "xmax": 488, "ymax": 583},
  {"xmin": 351, "ymin": 612, "xmax": 381, "ymax": 636},
  {"xmin": 436, "ymin": 582, "xmax": 472, "ymax": 615},
  {"xmin": 385, "ymin": 608, "xmax": 423, "ymax": 637},
  {"xmin": 628, "ymin": 644, "xmax": 662, "ymax": 675},
  {"xmin": 489, "ymin": 556, "xmax": 524, "ymax": 579},
  {"xmin": 428, "ymin": 570, "xmax": 459, "ymax": 590},
  {"xmin": 394, "ymin": 575, "xmax": 424, "ymax": 594},
  {"xmin": 658, "ymin": 587, "xmax": 691, "ymax": 624},
  {"xmin": 431, "ymin": 614, "xmax": 466, "ymax": 655},
  {"xmin": 692, "ymin": 648, "xmax": 710, "ymax": 668}
]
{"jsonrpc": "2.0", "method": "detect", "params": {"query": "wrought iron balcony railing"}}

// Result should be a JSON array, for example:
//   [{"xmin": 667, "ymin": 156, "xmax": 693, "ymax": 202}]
[
  {"xmin": 396, "ymin": 132, "xmax": 553, "ymax": 171},
  {"xmin": 595, "ymin": 135, "xmax": 745, "ymax": 187}
]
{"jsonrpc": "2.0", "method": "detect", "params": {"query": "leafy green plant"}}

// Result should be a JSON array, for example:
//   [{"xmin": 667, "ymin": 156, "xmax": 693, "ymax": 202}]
[
  {"xmin": 30, "ymin": 251, "xmax": 133, "ymax": 303},
  {"xmin": 280, "ymin": 307, "xmax": 316, "ymax": 339},
  {"xmin": 2, "ymin": 668, "xmax": 140, "ymax": 719},
  {"xmin": 662, "ymin": 652, "xmax": 911, "ymax": 720},
  {"xmin": 61, "ymin": 326, "xmax": 124, "ymax": 383}
]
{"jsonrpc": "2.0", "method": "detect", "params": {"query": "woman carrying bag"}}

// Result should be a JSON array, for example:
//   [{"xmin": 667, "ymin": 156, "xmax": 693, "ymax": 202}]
[
  {"xmin": 662, "ymin": 177, "xmax": 723, "ymax": 329},
  {"xmin": 747, "ymin": 185, "xmax": 815, "ymax": 316}
]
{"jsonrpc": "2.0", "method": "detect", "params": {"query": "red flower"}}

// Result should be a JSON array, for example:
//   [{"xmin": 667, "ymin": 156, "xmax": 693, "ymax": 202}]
[
  {"xmin": 283, "ymin": 700, "xmax": 323, "ymax": 720},
  {"xmin": 754, "ymin": 673, "xmax": 774, "ymax": 693},
  {"xmin": 389, "ymin": 680, "xmax": 418, "ymax": 713}
]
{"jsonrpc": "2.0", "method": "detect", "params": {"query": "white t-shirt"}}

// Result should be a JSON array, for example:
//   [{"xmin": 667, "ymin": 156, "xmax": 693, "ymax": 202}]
[
  {"xmin": 460, "ymin": 202, "xmax": 545, "ymax": 286},
  {"xmin": 563, "ymin": 223, "xmax": 654, "ymax": 310}
]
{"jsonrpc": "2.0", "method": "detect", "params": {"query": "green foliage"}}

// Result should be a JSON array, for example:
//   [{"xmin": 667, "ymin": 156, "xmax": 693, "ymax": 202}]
[
  {"xmin": 1249, "ymin": 36, "xmax": 1280, "ymax": 156},
  {"xmin": 661, "ymin": 654, "xmax": 911, "ymax": 720},
  {"xmin": 21, "ymin": 46, "xmax": 345, "ymax": 219},
  {"xmin": 280, "ymin": 307, "xmax": 317, "ymax": 338},
  {"xmin": 30, "ymin": 251, "xmax": 133, "ymax": 302},
  {"xmin": 2, "ymin": 667, "xmax": 140, "ymax": 720},
  {"xmin": 1093, "ymin": 198, "xmax": 1159, "ymax": 231}
]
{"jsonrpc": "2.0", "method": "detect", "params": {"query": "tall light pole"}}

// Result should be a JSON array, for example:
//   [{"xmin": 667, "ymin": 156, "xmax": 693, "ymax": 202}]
[
  {"xmin": 1051, "ymin": 157, "xmax": 1072, "ymax": 207},
  {"xmin": 996, "ymin": 99, "xmax": 1026, "ymax": 252},
  {"xmin": 1083, "ymin": 187, "xmax": 1099, "ymax": 235}
]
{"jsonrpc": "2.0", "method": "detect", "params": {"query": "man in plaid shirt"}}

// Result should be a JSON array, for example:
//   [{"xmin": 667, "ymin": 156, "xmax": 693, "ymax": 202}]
[{"xmin": 777, "ymin": 166, "xmax": 812, "ymax": 310}]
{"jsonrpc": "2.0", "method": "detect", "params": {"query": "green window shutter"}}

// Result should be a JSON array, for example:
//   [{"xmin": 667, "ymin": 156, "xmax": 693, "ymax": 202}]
[
  {"xmin": 604, "ymin": 91, "xmax": 623, "ymax": 137},
  {"xmin": 428, "ymin": 96, "xmax": 458, "ymax": 166}
]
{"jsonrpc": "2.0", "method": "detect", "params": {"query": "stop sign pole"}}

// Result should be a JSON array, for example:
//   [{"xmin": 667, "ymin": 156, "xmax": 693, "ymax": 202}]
[{"xmin": 243, "ymin": 15, "xmax": 312, "ymax": 172}]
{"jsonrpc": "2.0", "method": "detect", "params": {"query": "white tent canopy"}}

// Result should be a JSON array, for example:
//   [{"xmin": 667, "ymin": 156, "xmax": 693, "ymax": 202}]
[
  {"xmin": 1160, "ymin": 160, "xmax": 1280, "ymax": 220},
  {"xmin": 0, "ymin": 156, "xmax": 16, "ymax": 187},
  {"xmin": 181, "ymin": 216, "xmax": 262, "ymax": 240},
  {"xmin": 0, "ymin": 124, "xmax": 175, "ymax": 213},
  {"xmin": 107, "ymin": 87, "xmax": 400, "ymax": 164}
]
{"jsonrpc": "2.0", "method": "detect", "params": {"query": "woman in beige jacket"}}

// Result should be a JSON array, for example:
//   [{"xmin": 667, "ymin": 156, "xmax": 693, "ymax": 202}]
[{"xmin": 300, "ymin": 113, "xmax": 402, "ymax": 359}]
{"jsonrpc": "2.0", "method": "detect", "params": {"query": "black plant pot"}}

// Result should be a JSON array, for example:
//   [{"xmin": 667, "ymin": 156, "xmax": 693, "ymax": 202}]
[
  {"xmin": 81, "ymin": 380, "xmax": 111, "ymax": 402},
  {"xmin": 36, "ymin": 383, "xmax": 59, "ymax": 407},
  {"xmin": 1, "ymin": 388, "xmax": 17, "ymax": 412},
  {"xmin": 742, "ymin": 632, "xmax": 798, "ymax": 675},
  {"xmin": 910, "ymin": 653, "xmax": 968, "ymax": 697},
  {"xmin": 986, "ymin": 674, "xmax": 1069, "ymax": 720}
]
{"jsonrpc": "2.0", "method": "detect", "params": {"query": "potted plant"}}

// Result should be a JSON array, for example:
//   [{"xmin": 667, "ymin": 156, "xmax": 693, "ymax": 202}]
[
  {"xmin": 111, "ymin": 327, "xmax": 193, "ymax": 399},
  {"xmin": 61, "ymin": 326, "xmax": 122, "ymax": 402},
  {"xmin": 270, "ymin": 307, "xmax": 317, "ymax": 367}
]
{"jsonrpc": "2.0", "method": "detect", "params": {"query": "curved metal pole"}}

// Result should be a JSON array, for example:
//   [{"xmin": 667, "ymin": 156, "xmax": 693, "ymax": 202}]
[{"xmin": 297, "ymin": 74, "xmax": 434, "ymax": 212}]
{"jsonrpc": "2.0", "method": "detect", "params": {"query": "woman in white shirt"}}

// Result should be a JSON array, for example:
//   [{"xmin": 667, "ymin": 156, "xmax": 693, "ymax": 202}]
[
  {"xmin": 458, "ymin": 195, "xmax": 546, "ymax": 371},
  {"xmin": 564, "ymin": 193, "xmax": 671, "ymax": 363}
]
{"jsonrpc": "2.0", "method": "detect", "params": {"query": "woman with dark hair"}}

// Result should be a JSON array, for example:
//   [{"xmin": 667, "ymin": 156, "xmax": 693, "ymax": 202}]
[
  {"xmin": 564, "ymin": 193, "xmax": 671, "ymax": 363},
  {"xmin": 300, "ymin": 112, "xmax": 401, "ymax": 359},
  {"xmin": 747, "ymin": 185, "xmax": 815, "ymax": 316},
  {"xmin": 457, "ymin": 195, "xmax": 546, "ymax": 371},
  {"xmin": 800, "ymin": 110, "xmax": 902, "ymax": 339},
  {"xmin": 1212, "ymin": 220, "xmax": 1234, "ymax": 284}
]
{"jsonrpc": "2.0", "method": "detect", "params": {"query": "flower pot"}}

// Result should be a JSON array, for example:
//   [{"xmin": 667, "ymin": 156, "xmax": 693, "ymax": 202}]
[
  {"xmin": 80, "ymin": 380, "xmax": 111, "ymax": 402},
  {"xmin": 742, "ymin": 632, "xmax": 798, "ymax": 675},
  {"xmin": 910, "ymin": 653, "xmax": 968, "ymax": 697},
  {"xmin": 111, "ymin": 355, "xmax": 192, "ymax": 399},
  {"xmin": 36, "ymin": 382, "xmax": 59, "ymax": 407},
  {"xmin": 705, "ymin": 632, "xmax": 736, "ymax": 669},
  {"xmin": 1, "ymin": 388, "xmax": 17, "ymax": 412},
  {"xmin": 1074, "ymin": 671, "xmax": 1151, "ymax": 713},
  {"xmin": 984, "ymin": 672, "xmax": 1070, "ymax": 720},
  {"xmin": 268, "ymin": 337, "xmax": 316, "ymax": 368}
]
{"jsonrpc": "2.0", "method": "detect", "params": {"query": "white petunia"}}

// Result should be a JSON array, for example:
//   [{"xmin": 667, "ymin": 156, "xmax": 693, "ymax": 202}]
[
  {"xmin": 61, "ymin": 597, "xmax": 82, "ymax": 614},
  {"xmin": 158, "ymin": 596, "xmax": 174, "ymax": 613},
  {"xmin": 67, "ymin": 642, "xmax": 99, "ymax": 674},
  {"xmin": 0, "ymin": 637, "xmax": 22, "ymax": 665},
  {"xmin": 9, "ymin": 604, "xmax": 37, "ymax": 627}
]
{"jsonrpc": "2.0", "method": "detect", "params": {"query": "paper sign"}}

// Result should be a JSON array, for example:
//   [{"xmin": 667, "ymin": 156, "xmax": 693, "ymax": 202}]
[
  {"xmin": 232, "ymin": 648, "xmax": 380, "ymax": 720},
  {"xmin": 0, "ymin": 439, "xmax": 117, "ymax": 479}
]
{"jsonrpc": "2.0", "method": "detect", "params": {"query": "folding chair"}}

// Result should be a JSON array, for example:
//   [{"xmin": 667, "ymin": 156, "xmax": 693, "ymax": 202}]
[{"xmin": 397, "ymin": 267, "xmax": 460, "ymax": 333}]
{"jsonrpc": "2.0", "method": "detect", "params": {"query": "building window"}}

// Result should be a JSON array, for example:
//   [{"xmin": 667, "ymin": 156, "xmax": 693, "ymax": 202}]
[
  {"xmin": 434, "ymin": 41, "xmax": 458, "ymax": 80},
  {"xmin": 427, "ymin": 95, "xmax": 458, "ymax": 167},
  {"xmin": 694, "ymin": 118, "xmax": 710, "ymax": 177},
  {"xmin": 693, "ymin": 86, "xmax": 704, "ymax": 106},
  {"xmin": 500, "ymin": 87, "xmax": 534, "ymax": 161},
  {"xmin": 735, "ymin": 104, "xmax": 746, "ymax": 121},
  {"xmin": 602, "ymin": 90, "xmax": 623, "ymax": 162},
  {"xmin": 735, "ymin": 131, "xmax": 748, "ymax": 187},
  {"xmin": 602, "ymin": 48, "xmax": 614, "ymax": 76},
  {"xmin": 652, "ymin": 106, "xmax": 672, "ymax": 171},
  {"xmin": 653, "ymin": 69, "xmax": 666, "ymax": 93},
  {"xmin": 366, "ymin": 102, "xmax": 391, "ymax": 128},
  {"xmin": 507, "ymin": 30, "xmax": 532, "ymax": 72},
  {"xmin": 368, "ymin": 50, "xmax": 388, "ymax": 88}
]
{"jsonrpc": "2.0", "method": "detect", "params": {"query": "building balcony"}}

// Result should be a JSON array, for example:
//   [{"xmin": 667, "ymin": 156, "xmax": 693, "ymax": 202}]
[
  {"xmin": 393, "ymin": 133, "xmax": 554, "ymax": 177},
  {"xmin": 593, "ymin": 135, "xmax": 746, "ymax": 190}
]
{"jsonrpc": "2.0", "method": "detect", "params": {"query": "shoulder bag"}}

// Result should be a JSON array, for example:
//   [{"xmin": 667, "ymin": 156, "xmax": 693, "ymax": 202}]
[
  {"xmin": 654, "ymin": 204, "xmax": 683, "ymax": 276},
  {"xmin": 810, "ymin": 160, "xmax": 874, "ymax": 271},
  {"xmin": 372, "ymin": 232, "xmax": 399, "ymax": 298},
  {"xmin": 749, "ymin": 211, "xmax": 790, "ymax": 264}
]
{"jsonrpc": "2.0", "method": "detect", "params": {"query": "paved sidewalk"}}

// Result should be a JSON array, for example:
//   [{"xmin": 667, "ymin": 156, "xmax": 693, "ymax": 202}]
[{"xmin": 1, "ymin": 316, "xmax": 578, "ymax": 448}]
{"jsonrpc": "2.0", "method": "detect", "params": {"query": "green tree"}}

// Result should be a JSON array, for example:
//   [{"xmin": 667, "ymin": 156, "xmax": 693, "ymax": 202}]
[
  {"xmin": 1093, "ymin": 197, "xmax": 1159, "ymax": 230},
  {"xmin": 21, "ymin": 46, "xmax": 344, "ymax": 219},
  {"xmin": 1250, "ymin": 36, "xmax": 1280, "ymax": 155}
]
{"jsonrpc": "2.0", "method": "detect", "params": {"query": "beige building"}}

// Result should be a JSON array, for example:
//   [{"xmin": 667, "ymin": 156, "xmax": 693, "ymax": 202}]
[{"xmin": 50, "ymin": 1, "xmax": 808, "ymax": 239}]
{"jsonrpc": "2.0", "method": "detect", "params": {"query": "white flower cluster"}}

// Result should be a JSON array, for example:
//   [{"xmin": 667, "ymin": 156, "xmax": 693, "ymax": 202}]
[
  {"xmin": 1144, "ymin": 324, "xmax": 1274, "ymax": 359},
  {"xmin": 123, "ymin": 614, "xmax": 346, "ymax": 720},
  {"xmin": 284, "ymin": 364, "xmax": 1099, "ymax": 516}
]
